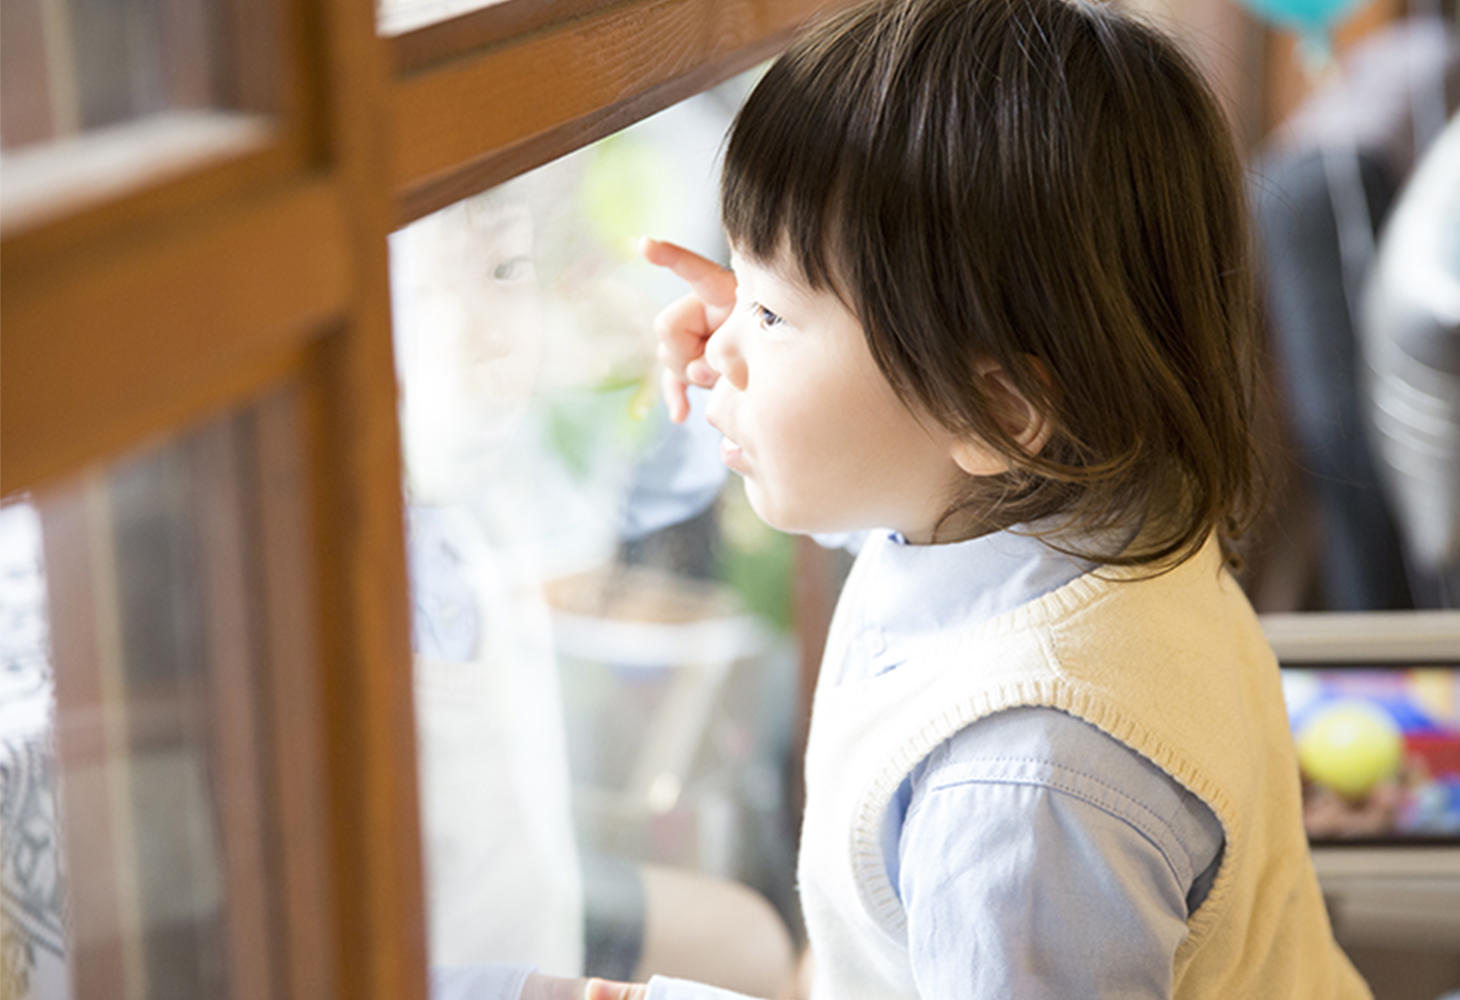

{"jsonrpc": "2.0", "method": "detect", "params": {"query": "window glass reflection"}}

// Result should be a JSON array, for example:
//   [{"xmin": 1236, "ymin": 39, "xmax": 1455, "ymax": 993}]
[{"xmin": 391, "ymin": 73, "xmax": 801, "ymax": 994}]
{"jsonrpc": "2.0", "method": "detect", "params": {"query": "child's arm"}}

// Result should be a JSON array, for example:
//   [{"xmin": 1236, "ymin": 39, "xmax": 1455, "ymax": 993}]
[{"xmin": 896, "ymin": 708, "xmax": 1222, "ymax": 998}]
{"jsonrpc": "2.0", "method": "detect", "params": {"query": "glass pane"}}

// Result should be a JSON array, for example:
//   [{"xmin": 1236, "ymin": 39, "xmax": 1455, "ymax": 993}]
[
  {"xmin": 0, "ymin": 388, "xmax": 309, "ymax": 1000},
  {"xmin": 388, "ymin": 72, "xmax": 804, "ymax": 994},
  {"xmin": 0, "ymin": 0, "xmax": 279, "ymax": 230}
]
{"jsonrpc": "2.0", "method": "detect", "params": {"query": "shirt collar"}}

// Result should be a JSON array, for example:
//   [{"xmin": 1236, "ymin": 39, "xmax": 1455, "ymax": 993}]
[{"xmin": 849, "ymin": 524, "xmax": 1096, "ymax": 671}]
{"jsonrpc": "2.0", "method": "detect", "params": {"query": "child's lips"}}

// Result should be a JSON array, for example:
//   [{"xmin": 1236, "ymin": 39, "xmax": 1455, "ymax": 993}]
[
  {"xmin": 707, "ymin": 412, "xmax": 749, "ymax": 472},
  {"xmin": 719, "ymin": 436, "xmax": 748, "ymax": 473}
]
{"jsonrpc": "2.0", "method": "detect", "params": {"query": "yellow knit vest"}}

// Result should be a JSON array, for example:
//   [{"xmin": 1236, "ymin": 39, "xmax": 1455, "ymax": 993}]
[{"xmin": 798, "ymin": 536, "xmax": 1371, "ymax": 999}]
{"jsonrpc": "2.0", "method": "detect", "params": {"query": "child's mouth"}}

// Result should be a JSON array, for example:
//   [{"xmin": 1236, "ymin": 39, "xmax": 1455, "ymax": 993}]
[
  {"xmin": 707, "ymin": 410, "xmax": 748, "ymax": 472},
  {"xmin": 719, "ymin": 436, "xmax": 748, "ymax": 473}
]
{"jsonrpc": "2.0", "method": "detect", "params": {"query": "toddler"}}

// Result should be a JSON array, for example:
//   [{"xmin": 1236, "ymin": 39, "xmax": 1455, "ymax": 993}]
[{"xmin": 539, "ymin": 0, "xmax": 1373, "ymax": 996}]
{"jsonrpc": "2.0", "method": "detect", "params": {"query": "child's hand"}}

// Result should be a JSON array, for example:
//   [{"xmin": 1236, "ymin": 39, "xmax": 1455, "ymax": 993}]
[
  {"xmin": 583, "ymin": 980, "xmax": 647, "ymax": 1000},
  {"xmin": 520, "ymin": 973, "xmax": 646, "ymax": 1000},
  {"xmin": 639, "ymin": 237, "xmax": 737, "ymax": 423}
]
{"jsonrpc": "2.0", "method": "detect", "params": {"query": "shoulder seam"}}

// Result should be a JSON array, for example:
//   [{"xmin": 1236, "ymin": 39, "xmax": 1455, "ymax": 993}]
[{"xmin": 905, "ymin": 757, "xmax": 1196, "ymax": 888}]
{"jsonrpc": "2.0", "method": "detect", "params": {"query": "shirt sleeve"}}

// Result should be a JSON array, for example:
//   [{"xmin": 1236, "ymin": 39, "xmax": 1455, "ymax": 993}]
[{"xmin": 896, "ymin": 708, "xmax": 1223, "ymax": 1000}]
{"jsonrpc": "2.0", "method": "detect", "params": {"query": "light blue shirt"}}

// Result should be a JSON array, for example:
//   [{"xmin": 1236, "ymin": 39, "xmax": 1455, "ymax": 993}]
[{"xmin": 855, "ymin": 526, "xmax": 1223, "ymax": 896}]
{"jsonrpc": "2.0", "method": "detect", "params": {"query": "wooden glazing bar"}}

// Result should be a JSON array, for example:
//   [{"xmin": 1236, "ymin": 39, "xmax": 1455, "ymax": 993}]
[
  {"xmin": 389, "ymin": 0, "xmax": 847, "ymax": 225},
  {"xmin": 1, "ymin": 180, "xmax": 349, "ymax": 497}
]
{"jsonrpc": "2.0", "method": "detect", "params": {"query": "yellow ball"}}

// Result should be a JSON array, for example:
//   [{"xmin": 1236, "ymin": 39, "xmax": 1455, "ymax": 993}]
[{"xmin": 1297, "ymin": 700, "xmax": 1404, "ymax": 800}]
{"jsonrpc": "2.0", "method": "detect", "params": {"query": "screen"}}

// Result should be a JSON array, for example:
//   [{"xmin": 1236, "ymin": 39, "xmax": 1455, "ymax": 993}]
[{"xmin": 1282, "ymin": 666, "xmax": 1460, "ymax": 842}]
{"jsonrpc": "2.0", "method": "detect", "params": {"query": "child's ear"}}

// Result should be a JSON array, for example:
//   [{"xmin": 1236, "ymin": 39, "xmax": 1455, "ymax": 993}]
[
  {"xmin": 949, "ymin": 358, "xmax": 1054, "ymax": 476},
  {"xmin": 950, "ymin": 438, "xmax": 1010, "ymax": 477}
]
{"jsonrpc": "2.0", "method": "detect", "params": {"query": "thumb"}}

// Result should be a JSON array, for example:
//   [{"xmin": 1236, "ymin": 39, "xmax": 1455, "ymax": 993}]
[{"xmin": 639, "ymin": 237, "xmax": 737, "ymax": 309}]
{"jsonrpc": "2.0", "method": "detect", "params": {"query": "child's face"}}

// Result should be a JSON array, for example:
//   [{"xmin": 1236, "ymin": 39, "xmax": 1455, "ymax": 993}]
[
  {"xmin": 703, "ymin": 249, "xmax": 968, "ymax": 543},
  {"xmin": 392, "ymin": 199, "xmax": 542, "ymax": 502}
]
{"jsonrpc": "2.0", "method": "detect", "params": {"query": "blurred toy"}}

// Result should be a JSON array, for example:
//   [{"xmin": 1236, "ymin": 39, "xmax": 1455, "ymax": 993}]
[{"xmin": 1297, "ymin": 698, "xmax": 1404, "ymax": 799}]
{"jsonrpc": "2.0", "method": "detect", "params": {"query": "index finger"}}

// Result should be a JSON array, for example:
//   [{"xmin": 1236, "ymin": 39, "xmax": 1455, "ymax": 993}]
[{"xmin": 639, "ymin": 237, "xmax": 737, "ymax": 308}]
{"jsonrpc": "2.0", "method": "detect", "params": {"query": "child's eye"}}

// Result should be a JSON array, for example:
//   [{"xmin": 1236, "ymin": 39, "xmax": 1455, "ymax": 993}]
[
  {"xmin": 753, "ymin": 303, "xmax": 785, "ymax": 331},
  {"xmin": 493, "ymin": 255, "xmax": 533, "ymax": 282}
]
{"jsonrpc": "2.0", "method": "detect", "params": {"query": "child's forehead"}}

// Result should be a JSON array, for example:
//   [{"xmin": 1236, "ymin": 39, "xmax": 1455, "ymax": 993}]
[
  {"xmin": 729, "ymin": 244, "xmax": 816, "ymax": 295},
  {"xmin": 464, "ymin": 197, "xmax": 531, "ymax": 236}
]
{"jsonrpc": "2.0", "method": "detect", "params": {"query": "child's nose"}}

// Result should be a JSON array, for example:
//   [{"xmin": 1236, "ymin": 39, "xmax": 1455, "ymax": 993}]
[{"xmin": 704, "ymin": 316, "xmax": 748, "ymax": 391}]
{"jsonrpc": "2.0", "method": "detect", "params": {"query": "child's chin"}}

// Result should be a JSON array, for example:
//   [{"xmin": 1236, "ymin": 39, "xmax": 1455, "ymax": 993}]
[
  {"xmin": 741, "ymin": 480, "xmax": 793, "ymax": 533},
  {"xmin": 743, "ymin": 482, "xmax": 843, "ymax": 538}
]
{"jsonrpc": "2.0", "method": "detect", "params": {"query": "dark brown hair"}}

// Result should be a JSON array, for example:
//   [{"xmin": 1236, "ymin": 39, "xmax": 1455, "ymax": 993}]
[{"xmin": 721, "ymin": 0, "xmax": 1266, "ymax": 568}]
